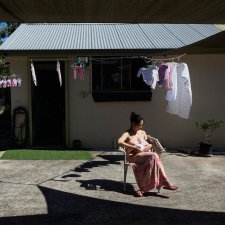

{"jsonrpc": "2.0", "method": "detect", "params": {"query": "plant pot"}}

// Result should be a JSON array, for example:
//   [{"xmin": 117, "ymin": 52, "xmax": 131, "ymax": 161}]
[{"xmin": 198, "ymin": 142, "xmax": 213, "ymax": 157}]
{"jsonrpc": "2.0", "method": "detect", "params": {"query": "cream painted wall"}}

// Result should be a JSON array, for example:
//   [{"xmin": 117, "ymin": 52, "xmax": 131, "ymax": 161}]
[
  {"xmin": 68, "ymin": 54, "xmax": 225, "ymax": 150},
  {"xmin": 10, "ymin": 57, "xmax": 29, "ymax": 110},
  {"xmin": 10, "ymin": 54, "xmax": 225, "ymax": 150}
]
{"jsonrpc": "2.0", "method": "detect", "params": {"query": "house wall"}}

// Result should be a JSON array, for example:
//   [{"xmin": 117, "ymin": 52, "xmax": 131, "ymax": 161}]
[
  {"xmin": 10, "ymin": 57, "xmax": 29, "ymax": 110},
  {"xmin": 10, "ymin": 54, "xmax": 225, "ymax": 150}
]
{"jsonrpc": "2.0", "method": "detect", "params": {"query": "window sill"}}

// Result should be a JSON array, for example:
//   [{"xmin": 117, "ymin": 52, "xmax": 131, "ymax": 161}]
[{"xmin": 92, "ymin": 91, "xmax": 152, "ymax": 102}]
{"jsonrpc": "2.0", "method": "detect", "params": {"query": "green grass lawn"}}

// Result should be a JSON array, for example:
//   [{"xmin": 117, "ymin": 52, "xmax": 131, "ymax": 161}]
[{"xmin": 0, "ymin": 149, "xmax": 94, "ymax": 160}]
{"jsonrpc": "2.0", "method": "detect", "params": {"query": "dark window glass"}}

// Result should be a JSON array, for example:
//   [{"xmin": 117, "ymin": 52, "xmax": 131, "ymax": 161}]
[
  {"xmin": 92, "ymin": 56, "xmax": 152, "ymax": 102},
  {"xmin": 92, "ymin": 57, "xmax": 150, "ymax": 91}
]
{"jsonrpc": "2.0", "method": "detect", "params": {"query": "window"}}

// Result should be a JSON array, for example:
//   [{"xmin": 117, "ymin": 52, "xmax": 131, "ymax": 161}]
[{"xmin": 92, "ymin": 56, "xmax": 152, "ymax": 102}]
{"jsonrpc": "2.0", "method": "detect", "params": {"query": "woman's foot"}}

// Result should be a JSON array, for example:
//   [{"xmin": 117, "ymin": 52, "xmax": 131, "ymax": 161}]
[
  {"xmin": 163, "ymin": 181, "xmax": 178, "ymax": 191},
  {"xmin": 135, "ymin": 190, "xmax": 143, "ymax": 197}
]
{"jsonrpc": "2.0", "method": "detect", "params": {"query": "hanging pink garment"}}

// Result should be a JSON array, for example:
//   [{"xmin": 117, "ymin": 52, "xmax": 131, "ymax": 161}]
[
  {"xmin": 56, "ymin": 61, "xmax": 62, "ymax": 87},
  {"xmin": 127, "ymin": 136, "xmax": 167, "ymax": 192},
  {"xmin": 6, "ymin": 78, "xmax": 11, "ymax": 87},
  {"xmin": 73, "ymin": 65, "xmax": 79, "ymax": 80},
  {"xmin": 3, "ymin": 79, "xmax": 7, "ymax": 88},
  {"xmin": 11, "ymin": 78, "xmax": 17, "ymax": 87},
  {"xmin": 31, "ymin": 62, "xmax": 37, "ymax": 86},
  {"xmin": 165, "ymin": 62, "xmax": 175, "ymax": 90},
  {"xmin": 78, "ymin": 64, "xmax": 85, "ymax": 80}
]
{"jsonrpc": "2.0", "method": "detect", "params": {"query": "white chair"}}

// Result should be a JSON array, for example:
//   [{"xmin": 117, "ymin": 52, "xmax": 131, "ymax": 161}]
[{"xmin": 118, "ymin": 146, "xmax": 130, "ymax": 192}]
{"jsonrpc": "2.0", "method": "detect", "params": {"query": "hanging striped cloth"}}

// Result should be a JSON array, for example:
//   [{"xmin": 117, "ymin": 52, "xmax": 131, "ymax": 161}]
[
  {"xmin": 56, "ymin": 60, "xmax": 62, "ymax": 87},
  {"xmin": 31, "ymin": 62, "xmax": 37, "ymax": 86}
]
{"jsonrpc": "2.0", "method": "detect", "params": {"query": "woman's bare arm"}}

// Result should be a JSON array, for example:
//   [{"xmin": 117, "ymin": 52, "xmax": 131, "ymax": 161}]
[{"xmin": 117, "ymin": 132, "xmax": 140, "ymax": 152}]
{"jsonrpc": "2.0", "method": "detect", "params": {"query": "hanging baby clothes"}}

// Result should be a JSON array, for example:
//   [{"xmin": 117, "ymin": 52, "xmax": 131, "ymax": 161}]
[
  {"xmin": 6, "ymin": 78, "xmax": 11, "ymax": 87},
  {"xmin": 165, "ymin": 62, "xmax": 175, "ymax": 90},
  {"xmin": 150, "ymin": 67, "xmax": 159, "ymax": 89},
  {"xmin": 0, "ymin": 75, "xmax": 22, "ymax": 88},
  {"xmin": 56, "ymin": 61, "xmax": 62, "ymax": 87},
  {"xmin": 73, "ymin": 64, "xmax": 85, "ymax": 80},
  {"xmin": 166, "ymin": 63, "xmax": 192, "ymax": 119},
  {"xmin": 137, "ymin": 66, "xmax": 157, "ymax": 87},
  {"xmin": 2, "ymin": 78, "xmax": 7, "ymax": 88},
  {"xmin": 31, "ymin": 62, "xmax": 37, "ymax": 86},
  {"xmin": 78, "ymin": 64, "xmax": 85, "ymax": 80},
  {"xmin": 157, "ymin": 63, "xmax": 168, "ymax": 86},
  {"xmin": 11, "ymin": 77, "xmax": 17, "ymax": 87}
]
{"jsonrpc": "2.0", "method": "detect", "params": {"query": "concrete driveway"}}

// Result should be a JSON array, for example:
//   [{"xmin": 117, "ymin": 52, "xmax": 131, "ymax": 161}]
[{"xmin": 0, "ymin": 151, "xmax": 225, "ymax": 225}]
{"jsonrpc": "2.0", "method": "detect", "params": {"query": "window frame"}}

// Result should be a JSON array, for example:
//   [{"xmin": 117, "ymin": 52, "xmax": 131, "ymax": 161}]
[{"xmin": 91, "ymin": 56, "xmax": 152, "ymax": 102}]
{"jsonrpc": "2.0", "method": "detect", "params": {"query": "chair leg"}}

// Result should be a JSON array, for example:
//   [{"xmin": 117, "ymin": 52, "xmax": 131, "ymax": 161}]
[{"xmin": 124, "ymin": 164, "xmax": 128, "ymax": 192}]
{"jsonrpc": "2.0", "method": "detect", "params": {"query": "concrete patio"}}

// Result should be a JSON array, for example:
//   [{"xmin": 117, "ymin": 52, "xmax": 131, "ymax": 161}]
[{"xmin": 0, "ymin": 151, "xmax": 224, "ymax": 225}]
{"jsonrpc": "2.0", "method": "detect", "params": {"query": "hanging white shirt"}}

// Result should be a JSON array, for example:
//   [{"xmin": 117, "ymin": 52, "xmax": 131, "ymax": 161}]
[{"xmin": 166, "ymin": 63, "xmax": 192, "ymax": 119}]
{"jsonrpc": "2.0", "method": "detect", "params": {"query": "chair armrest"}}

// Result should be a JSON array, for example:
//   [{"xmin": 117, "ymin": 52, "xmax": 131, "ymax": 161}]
[
  {"xmin": 118, "ymin": 146, "xmax": 130, "ymax": 164},
  {"xmin": 147, "ymin": 135, "xmax": 165, "ymax": 152},
  {"xmin": 118, "ymin": 146, "xmax": 126, "ymax": 153}
]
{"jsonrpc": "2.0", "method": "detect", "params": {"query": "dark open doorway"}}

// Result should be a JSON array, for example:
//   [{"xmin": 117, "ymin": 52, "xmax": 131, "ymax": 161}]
[
  {"xmin": 0, "ymin": 86, "xmax": 12, "ymax": 149},
  {"xmin": 31, "ymin": 61, "xmax": 65, "ymax": 146}
]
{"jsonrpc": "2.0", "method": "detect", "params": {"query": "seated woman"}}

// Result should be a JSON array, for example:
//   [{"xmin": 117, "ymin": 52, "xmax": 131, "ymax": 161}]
[{"xmin": 117, "ymin": 112, "xmax": 178, "ymax": 197}]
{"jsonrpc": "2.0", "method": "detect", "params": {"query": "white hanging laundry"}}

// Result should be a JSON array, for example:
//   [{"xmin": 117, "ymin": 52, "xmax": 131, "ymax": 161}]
[
  {"xmin": 56, "ymin": 61, "xmax": 62, "ymax": 87},
  {"xmin": 166, "ymin": 63, "xmax": 192, "ymax": 119},
  {"xmin": 151, "ymin": 69, "xmax": 159, "ymax": 89},
  {"xmin": 137, "ymin": 66, "xmax": 157, "ymax": 86},
  {"xmin": 31, "ymin": 62, "xmax": 37, "ymax": 86}
]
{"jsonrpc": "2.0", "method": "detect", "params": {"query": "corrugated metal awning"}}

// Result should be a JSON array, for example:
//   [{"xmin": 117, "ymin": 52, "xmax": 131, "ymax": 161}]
[
  {"xmin": 0, "ymin": 23, "xmax": 221, "ymax": 52},
  {"xmin": 1, "ymin": 1, "xmax": 225, "ymax": 24}
]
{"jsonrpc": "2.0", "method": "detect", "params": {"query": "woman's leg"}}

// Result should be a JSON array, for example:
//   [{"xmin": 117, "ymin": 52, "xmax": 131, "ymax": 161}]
[
  {"xmin": 132, "ymin": 152, "xmax": 166, "ymax": 193},
  {"xmin": 133, "ymin": 152, "xmax": 177, "ymax": 193}
]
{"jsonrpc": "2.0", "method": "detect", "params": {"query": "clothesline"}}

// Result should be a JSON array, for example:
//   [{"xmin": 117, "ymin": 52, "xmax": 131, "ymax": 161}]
[
  {"xmin": 142, "ymin": 53, "xmax": 187, "ymax": 62},
  {"xmin": 91, "ymin": 53, "xmax": 187, "ymax": 62},
  {"xmin": 2, "ymin": 53, "xmax": 187, "ymax": 62}
]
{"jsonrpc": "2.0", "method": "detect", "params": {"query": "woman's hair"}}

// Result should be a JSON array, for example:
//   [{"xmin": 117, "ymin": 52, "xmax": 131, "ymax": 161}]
[{"xmin": 130, "ymin": 112, "xmax": 143, "ymax": 125}]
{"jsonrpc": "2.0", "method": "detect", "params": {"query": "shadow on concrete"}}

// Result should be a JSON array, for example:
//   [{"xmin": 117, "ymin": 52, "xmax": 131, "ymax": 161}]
[
  {"xmin": 72, "ymin": 154, "xmax": 122, "ymax": 173},
  {"xmin": 77, "ymin": 179, "xmax": 135, "ymax": 195},
  {"xmin": 61, "ymin": 174, "xmax": 81, "ymax": 179},
  {"xmin": 0, "ymin": 186, "xmax": 224, "ymax": 225},
  {"xmin": 77, "ymin": 179, "xmax": 169, "ymax": 199}
]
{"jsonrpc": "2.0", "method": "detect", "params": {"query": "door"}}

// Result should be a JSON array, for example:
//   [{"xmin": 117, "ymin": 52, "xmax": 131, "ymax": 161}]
[{"xmin": 31, "ymin": 61, "xmax": 65, "ymax": 146}]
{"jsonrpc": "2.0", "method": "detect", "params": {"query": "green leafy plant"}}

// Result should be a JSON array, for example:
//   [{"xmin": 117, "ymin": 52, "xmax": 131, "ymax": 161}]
[
  {"xmin": 0, "ymin": 55, "xmax": 10, "ymax": 76},
  {"xmin": 195, "ymin": 119, "xmax": 223, "ymax": 144}
]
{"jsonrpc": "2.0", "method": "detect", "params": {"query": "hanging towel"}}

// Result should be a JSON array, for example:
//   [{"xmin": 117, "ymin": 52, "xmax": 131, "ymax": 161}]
[
  {"xmin": 56, "ymin": 61, "xmax": 62, "ymax": 87},
  {"xmin": 31, "ymin": 62, "xmax": 37, "ymax": 86}
]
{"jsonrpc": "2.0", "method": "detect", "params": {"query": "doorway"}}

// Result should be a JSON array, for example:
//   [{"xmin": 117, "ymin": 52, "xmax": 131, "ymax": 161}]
[
  {"xmin": 0, "ymin": 86, "xmax": 12, "ymax": 149},
  {"xmin": 31, "ymin": 61, "xmax": 65, "ymax": 146}
]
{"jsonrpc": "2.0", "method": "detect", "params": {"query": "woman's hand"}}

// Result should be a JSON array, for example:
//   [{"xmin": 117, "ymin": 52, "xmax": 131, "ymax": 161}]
[
  {"xmin": 147, "ymin": 135, "xmax": 157, "ymax": 145},
  {"xmin": 131, "ymin": 145, "xmax": 142, "ymax": 154}
]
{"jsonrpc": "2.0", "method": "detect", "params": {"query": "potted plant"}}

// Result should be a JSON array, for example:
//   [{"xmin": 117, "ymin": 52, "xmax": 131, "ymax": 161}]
[{"xmin": 195, "ymin": 119, "xmax": 223, "ymax": 156}]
